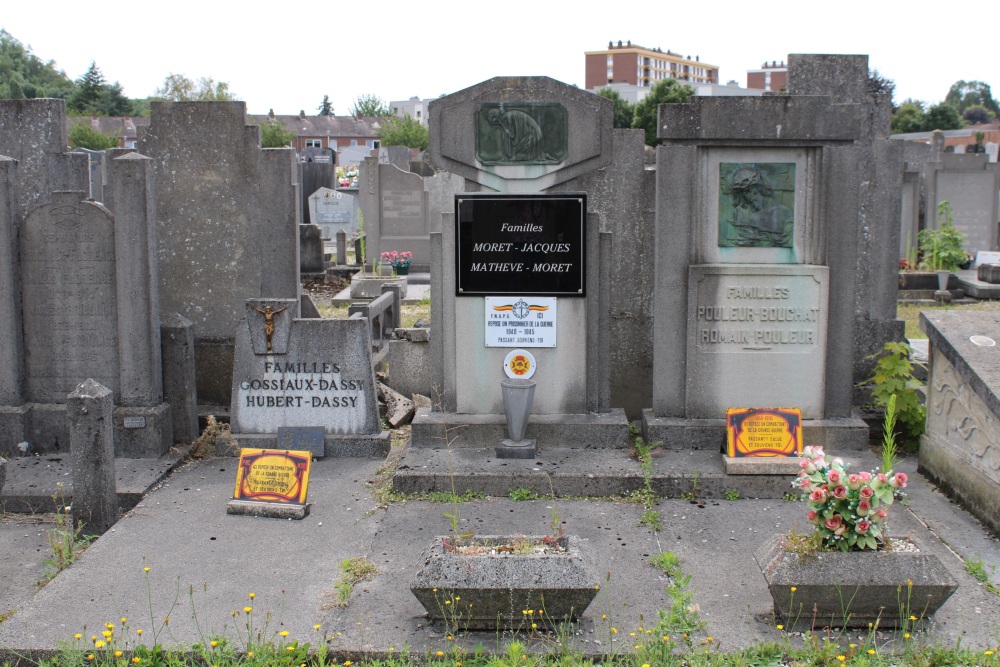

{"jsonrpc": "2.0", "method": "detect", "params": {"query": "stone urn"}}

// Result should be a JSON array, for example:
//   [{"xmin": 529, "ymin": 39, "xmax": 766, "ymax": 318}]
[
  {"xmin": 349, "ymin": 270, "xmax": 407, "ymax": 299},
  {"xmin": 754, "ymin": 535, "xmax": 958, "ymax": 629},
  {"xmin": 411, "ymin": 535, "xmax": 600, "ymax": 631}
]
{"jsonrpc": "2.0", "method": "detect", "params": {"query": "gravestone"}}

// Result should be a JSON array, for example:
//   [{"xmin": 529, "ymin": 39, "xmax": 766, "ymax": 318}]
[
  {"xmin": 70, "ymin": 148, "xmax": 106, "ymax": 202},
  {"xmin": 299, "ymin": 148, "xmax": 335, "ymax": 227},
  {"xmin": 68, "ymin": 379, "xmax": 119, "ymax": 535},
  {"xmin": 300, "ymin": 224, "xmax": 325, "ymax": 273},
  {"xmin": 412, "ymin": 76, "xmax": 628, "ymax": 449},
  {"xmin": 0, "ymin": 101, "xmax": 180, "ymax": 457},
  {"xmin": 138, "ymin": 102, "xmax": 301, "ymax": 406},
  {"xmin": 643, "ymin": 54, "xmax": 901, "ymax": 450},
  {"xmin": 383, "ymin": 145, "xmax": 412, "ymax": 170},
  {"xmin": 925, "ymin": 151, "xmax": 1000, "ymax": 254},
  {"xmin": 229, "ymin": 299, "xmax": 389, "ymax": 456},
  {"xmin": 308, "ymin": 187, "xmax": 359, "ymax": 238},
  {"xmin": 338, "ymin": 146, "xmax": 371, "ymax": 169}
]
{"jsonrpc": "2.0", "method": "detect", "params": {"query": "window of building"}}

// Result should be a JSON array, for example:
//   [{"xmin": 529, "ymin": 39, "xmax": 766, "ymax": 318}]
[
  {"xmin": 329, "ymin": 140, "xmax": 338, "ymax": 150},
  {"xmin": 305, "ymin": 139, "xmax": 322, "ymax": 148},
  {"xmin": 350, "ymin": 140, "xmax": 358, "ymax": 147}
]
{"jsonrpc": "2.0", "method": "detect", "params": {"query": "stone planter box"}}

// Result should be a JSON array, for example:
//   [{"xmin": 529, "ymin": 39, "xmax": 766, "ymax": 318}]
[
  {"xmin": 411, "ymin": 535, "xmax": 600, "ymax": 631},
  {"xmin": 898, "ymin": 271, "xmax": 957, "ymax": 291},
  {"xmin": 754, "ymin": 535, "xmax": 958, "ymax": 628},
  {"xmin": 349, "ymin": 272, "xmax": 407, "ymax": 299}
]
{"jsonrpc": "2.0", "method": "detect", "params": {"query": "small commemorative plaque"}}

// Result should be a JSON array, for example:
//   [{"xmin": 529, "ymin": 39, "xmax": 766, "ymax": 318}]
[
  {"xmin": 227, "ymin": 448, "xmax": 313, "ymax": 519},
  {"xmin": 485, "ymin": 297, "xmax": 556, "ymax": 347},
  {"xmin": 726, "ymin": 408, "xmax": 803, "ymax": 457}
]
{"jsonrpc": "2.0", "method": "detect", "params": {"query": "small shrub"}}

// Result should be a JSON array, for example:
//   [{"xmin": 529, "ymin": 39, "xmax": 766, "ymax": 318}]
[{"xmin": 866, "ymin": 341, "xmax": 926, "ymax": 449}]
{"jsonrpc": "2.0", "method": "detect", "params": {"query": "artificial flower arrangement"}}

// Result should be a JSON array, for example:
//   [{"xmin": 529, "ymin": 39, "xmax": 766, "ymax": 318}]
[
  {"xmin": 380, "ymin": 250, "xmax": 413, "ymax": 275},
  {"xmin": 335, "ymin": 164, "xmax": 359, "ymax": 188},
  {"xmin": 793, "ymin": 445, "xmax": 907, "ymax": 552}
]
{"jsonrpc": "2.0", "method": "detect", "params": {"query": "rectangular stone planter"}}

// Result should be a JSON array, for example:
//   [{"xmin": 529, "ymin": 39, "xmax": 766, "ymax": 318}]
[
  {"xmin": 411, "ymin": 535, "xmax": 600, "ymax": 631},
  {"xmin": 754, "ymin": 535, "xmax": 958, "ymax": 628},
  {"xmin": 350, "ymin": 273, "xmax": 407, "ymax": 299}
]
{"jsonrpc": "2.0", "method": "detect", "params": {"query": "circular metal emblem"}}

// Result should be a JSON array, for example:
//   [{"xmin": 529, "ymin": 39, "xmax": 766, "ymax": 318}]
[{"xmin": 503, "ymin": 349, "xmax": 536, "ymax": 379}]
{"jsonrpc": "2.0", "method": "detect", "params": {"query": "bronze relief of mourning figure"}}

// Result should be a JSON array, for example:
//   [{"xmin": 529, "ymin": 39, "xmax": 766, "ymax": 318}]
[{"xmin": 252, "ymin": 304, "xmax": 288, "ymax": 352}]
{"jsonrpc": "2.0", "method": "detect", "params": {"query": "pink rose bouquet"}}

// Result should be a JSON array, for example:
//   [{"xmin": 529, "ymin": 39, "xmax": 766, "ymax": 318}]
[{"xmin": 793, "ymin": 445, "xmax": 907, "ymax": 551}]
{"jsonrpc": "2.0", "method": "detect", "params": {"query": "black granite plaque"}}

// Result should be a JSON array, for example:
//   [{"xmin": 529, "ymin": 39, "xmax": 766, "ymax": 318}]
[{"xmin": 456, "ymin": 194, "xmax": 586, "ymax": 297}]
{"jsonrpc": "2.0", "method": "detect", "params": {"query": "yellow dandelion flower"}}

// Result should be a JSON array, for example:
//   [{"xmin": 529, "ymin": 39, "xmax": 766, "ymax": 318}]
[
  {"xmin": 437, "ymin": 651, "xmax": 445, "ymax": 657},
  {"xmin": 776, "ymin": 625, "xmax": 784, "ymax": 630},
  {"xmin": 314, "ymin": 624, "xmax": 322, "ymax": 630},
  {"xmin": 136, "ymin": 629, "xmax": 143, "ymax": 636},
  {"xmin": 280, "ymin": 631, "xmax": 289, "ymax": 637},
  {"xmin": 244, "ymin": 606, "xmax": 253, "ymax": 614},
  {"xmin": 790, "ymin": 586, "xmax": 797, "ymax": 592},
  {"xmin": 286, "ymin": 646, "xmax": 295, "ymax": 651},
  {"xmin": 867, "ymin": 649, "xmax": 876, "ymax": 655},
  {"xmin": 444, "ymin": 600, "xmax": 451, "ymax": 605},
  {"xmin": 707, "ymin": 636, "xmax": 714, "ymax": 642},
  {"xmin": 432, "ymin": 588, "xmax": 437, "ymax": 592},
  {"xmin": 454, "ymin": 596, "xmax": 460, "ymax": 601},
  {"xmin": 91, "ymin": 636, "xmax": 98, "ymax": 642},
  {"xmin": 106, "ymin": 622, "xmax": 115, "ymax": 630},
  {"xmin": 133, "ymin": 658, "xmax": 141, "ymax": 664},
  {"xmin": 601, "ymin": 614, "xmax": 607, "ymax": 620},
  {"xmin": 115, "ymin": 651, "xmax": 124, "ymax": 658},
  {"xmin": 986, "ymin": 650, "xmax": 995, "ymax": 656},
  {"xmin": 248, "ymin": 592, "xmax": 255, "ymax": 599},
  {"xmin": 143, "ymin": 567, "xmax": 150, "ymax": 573},
  {"xmin": 643, "ymin": 664, "xmax": 651, "ymax": 667},
  {"xmin": 594, "ymin": 584, "xmax": 600, "ymax": 590},
  {"xmin": 909, "ymin": 615, "xmax": 918, "ymax": 621},
  {"xmin": 74, "ymin": 634, "xmax": 83, "ymax": 640},
  {"xmin": 611, "ymin": 627, "xmax": 618, "ymax": 634},
  {"xmin": 210, "ymin": 641, "xmax": 218, "ymax": 648},
  {"xmin": 94, "ymin": 640, "xmax": 106, "ymax": 648},
  {"xmin": 87, "ymin": 655, "xmax": 95, "ymax": 662},
  {"xmin": 907, "ymin": 579, "xmax": 913, "ymax": 587},
  {"xmin": 849, "ymin": 644, "xmax": 856, "ymax": 649},
  {"xmin": 836, "ymin": 657, "xmax": 845, "ymax": 663},
  {"xmin": 904, "ymin": 633, "xmax": 911, "ymax": 639},
  {"xmin": 344, "ymin": 661, "xmax": 352, "ymax": 666},
  {"xmin": 630, "ymin": 632, "xmax": 636, "ymax": 637},
  {"xmin": 247, "ymin": 652, "xmax": 254, "ymax": 658},
  {"xmin": 532, "ymin": 623, "xmax": 537, "ymax": 629}
]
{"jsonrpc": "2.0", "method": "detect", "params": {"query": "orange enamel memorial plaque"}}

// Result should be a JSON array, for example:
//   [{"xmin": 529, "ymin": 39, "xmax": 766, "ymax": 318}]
[
  {"xmin": 232, "ymin": 448, "xmax": 312, "ymax": 504},
  {"xmin": 726, "ymin": 408, "xmax": 802, "ymax": 457}
]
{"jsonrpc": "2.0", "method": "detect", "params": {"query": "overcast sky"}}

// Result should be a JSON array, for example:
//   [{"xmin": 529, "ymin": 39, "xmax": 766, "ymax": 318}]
[{"xmin": 3, "ymin": 1, "xmax": 996, "ymax": 115}]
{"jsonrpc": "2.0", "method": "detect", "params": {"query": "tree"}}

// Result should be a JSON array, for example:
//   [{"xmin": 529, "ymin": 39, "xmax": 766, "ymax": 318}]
[
  {"xmin": 0, "ymin": 29, "xmax": 75, "ymax": 100},
  {"xmin": 631, "ymin": 79, "xmax": 693, "ymax": 146},
  {"xmin": 867, "ymin": 69, "xmax": 896, "ymax": 107},
  {"xmin": 923, "ymin": 102, "xmax": 963, "ymax": 131},
  {"xmin": 154, "ymin": 73, "xmax": 236, "ymax": 101},
  {"xmin": 890, "ymin": 99, "xmax": 926, "ymax": 134},
  {"xmin": 350, "ymin": 93, "xmax": 390, "ymax": 117},
  {"xmin": 963, "ymin": 104, "xmax": 995, "ymax": 125},
  {"xmin": 944, "ymin": 80, "xmax": 999, "ymax": 118},
  {"xmin": 378, "ymin": 114, "xmax": 429, "ymax": 151},
  {"xmin": 68, "ymin": 122, "xmax": 120, "ymax": 150},
  {"xmin": 260, "ymin": 119, "xmax": 295, "ymax": 148},
  {"xmin": 596, "ymin": 88, "xmax": 634, "ymax": 129},
  {"xmin": 317, "ymin": 94, "xmax": 334, "ymax": 116},
  {"xmin": 67, "ymin": 61, "xmax": 132, "ymax": 116}
]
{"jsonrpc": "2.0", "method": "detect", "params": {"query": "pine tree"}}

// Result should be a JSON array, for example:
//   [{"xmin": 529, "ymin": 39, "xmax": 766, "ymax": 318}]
[{"xmin": 317, "ymin": 94, "xmax": 334, "ymax": 116}]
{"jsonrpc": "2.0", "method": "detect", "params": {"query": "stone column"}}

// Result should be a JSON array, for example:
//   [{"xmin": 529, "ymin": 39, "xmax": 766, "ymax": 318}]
[
  {"xmin": 161, "ymin": 313, "xmax": 199, "ymax": 444},
  {"xmin": 68, "ymin": 379, "xmax": 119, "ymax": 535},
  {"xmin": 105, "ymin": 153, "xmax": 162, "ymax": 407},
  {"xmin": 0, "ymin": 155, "xmax": 28, "ymax": 455}
]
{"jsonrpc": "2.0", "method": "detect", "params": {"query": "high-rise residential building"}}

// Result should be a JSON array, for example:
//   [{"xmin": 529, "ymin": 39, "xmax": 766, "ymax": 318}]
[
  {"xmin": 746, "ymin": 61, "xmax": 788, "ymax": 92},
  {"xmin": 585, "ymin": 40, "xmax": 719, "ymax": 91}
]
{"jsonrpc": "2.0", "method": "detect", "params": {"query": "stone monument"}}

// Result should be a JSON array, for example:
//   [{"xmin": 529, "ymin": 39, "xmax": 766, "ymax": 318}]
[
  {"xmin": 643, "ymin": 54, "xmax": 903, "ymax": 450},
  {"xmin": 229, "ymin": 299, "xmax": 389, "ymax": 456},
  {"xmin": 411, "ymin": 76, "xmax": 628, "ymax": 449}
]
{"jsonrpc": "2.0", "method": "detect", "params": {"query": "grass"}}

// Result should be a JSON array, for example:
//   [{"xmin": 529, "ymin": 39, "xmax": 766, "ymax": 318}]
[
  {"xmin": 331, "ymin": 557, "xmax": 378, "ymax": 607},
  {"xmin": 897, "ymin": 300, "xmax": 1000, "ymax": 339},
  {"xmin": 314, "ymin": 297, "xmax": 430, "ymax": 328},
  {"xmin": 508, "ymin": 488, "xmax": 540, "ymax": 501},
  {"xmin": 965, "ymin": 554, "xmax": 1000, "ymax": 595}
]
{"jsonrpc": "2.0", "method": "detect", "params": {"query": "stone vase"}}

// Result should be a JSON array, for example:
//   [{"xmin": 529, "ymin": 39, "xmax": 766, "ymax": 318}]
[
  {"xmin": 410, "ymin": 535, "xmax": 600, "ymax": 630},
  {"xmin": 936, "ymin": 270, "xmax": 951, "ymax": 291},
  {"xmin": 754, "ymin": 535, "xmax": 958, "ymax": 628}
]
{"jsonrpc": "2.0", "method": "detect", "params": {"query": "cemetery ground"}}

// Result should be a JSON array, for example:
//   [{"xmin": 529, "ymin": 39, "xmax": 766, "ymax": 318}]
[{"xmin": 2, "ymin": 424, "xmax": 1000, "ymax": 666}]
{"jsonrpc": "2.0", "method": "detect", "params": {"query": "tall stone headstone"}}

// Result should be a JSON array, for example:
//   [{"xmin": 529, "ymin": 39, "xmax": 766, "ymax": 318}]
[
  {"xmin": 138, "ymin": 102, "xmax": 301, "ymax": 406},
  {"xmin": 338, "ymin": 146, "xmax": 371, "ymax": 169},
  {"xmin": 229, "ymin": 299, "xmax": 389, "ymax": 456},
  {"xmin": 299, "ymin": 147, "xmax": 335, "ymax": 224},
  {"xmin": 643, "ymin": 54, "xmax": 901, "ymax": 450},
  {"xmin": 413, "ymin": 76, "xmax": 628, "ymax": 449}
]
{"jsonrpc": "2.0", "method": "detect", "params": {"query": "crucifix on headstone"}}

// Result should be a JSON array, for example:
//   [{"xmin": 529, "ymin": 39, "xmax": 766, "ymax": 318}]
[{"xmin": 251, "ymin": 304, "xmax": 288, "ymax": 352}]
